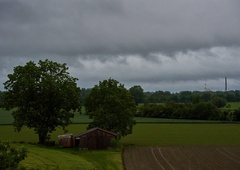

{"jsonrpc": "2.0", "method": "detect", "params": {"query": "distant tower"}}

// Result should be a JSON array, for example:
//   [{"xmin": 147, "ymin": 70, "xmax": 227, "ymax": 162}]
[
  {"xmin": 204, "ymin": 83, "xmax": 210, "ymax": 91},
  {"xmin": 225, "ymin": 77, "xmax": 227, "ymax": 91}
]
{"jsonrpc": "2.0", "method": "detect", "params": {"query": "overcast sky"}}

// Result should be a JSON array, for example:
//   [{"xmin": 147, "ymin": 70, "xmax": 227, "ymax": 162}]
[{"xmin": 1, "ymin": 0, "xmax": 240, "ymax": 92}]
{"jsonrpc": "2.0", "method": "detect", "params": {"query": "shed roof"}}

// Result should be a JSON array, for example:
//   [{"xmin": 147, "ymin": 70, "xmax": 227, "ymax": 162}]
[{"xmin": 78, "ymin": 127, "xmax": 117, "ymax": 137}]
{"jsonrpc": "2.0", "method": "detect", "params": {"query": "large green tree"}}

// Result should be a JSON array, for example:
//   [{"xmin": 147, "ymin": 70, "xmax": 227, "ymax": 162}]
[
  {"xmin": 3, "ymin": 60, "xmax": 81, "ymax": 144},
  {"xmin": 85, "ymin": 78, "xmax": 136, "ymax": 138}
]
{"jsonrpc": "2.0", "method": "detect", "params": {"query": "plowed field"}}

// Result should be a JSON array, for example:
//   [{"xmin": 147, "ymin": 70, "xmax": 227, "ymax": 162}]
[{"xmin": 123, "ymin": 146, "xmax": 240, "ymax": 170}]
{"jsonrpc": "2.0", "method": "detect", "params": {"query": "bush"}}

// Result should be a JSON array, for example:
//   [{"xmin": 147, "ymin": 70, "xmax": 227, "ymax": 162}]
[
  {"xmin": 110, "ymin": 138, "xmax": 119, "ymax": 150},
  {"xmin": 233, "ymin": 108, "xmax": 240, "ymax": 121},
  {"xmin": 211, "ymin": 97, "xmax": 227, "ymax": 108},
  {"xmin": 0, "ymin": 142, "xmax": 28, "ymax": 170}
]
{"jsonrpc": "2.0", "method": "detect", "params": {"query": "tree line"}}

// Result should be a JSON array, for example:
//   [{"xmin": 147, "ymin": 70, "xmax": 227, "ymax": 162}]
[
  {"xmin": 2, "ymin": 81, "xmax": 240, "ymax": 107},
  {"xmin": 144, "ymin": 90, "xmax": 240, "ymax": 103},
  {"xmin": 136, "ymin": 102, "xmax": 240, "ymax": 121},
  {"xmin": 81, "ymin": 86, "xmax": 240, "ymax": 104}
]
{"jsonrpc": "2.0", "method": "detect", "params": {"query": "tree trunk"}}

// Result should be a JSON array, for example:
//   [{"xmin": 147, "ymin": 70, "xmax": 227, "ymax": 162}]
[{"xmin": 38, "ymin": 133, "xmax": 47, "ymax": 144}]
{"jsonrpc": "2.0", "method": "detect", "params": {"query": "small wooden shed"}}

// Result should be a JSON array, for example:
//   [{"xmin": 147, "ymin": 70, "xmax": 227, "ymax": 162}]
[
  {"xmin": 77, "ymin": 127, "xmax": 117, "ymax": 150},
  {"xmin": 58, "ymin": 134, "xmax": 75, "ymax": 148}
]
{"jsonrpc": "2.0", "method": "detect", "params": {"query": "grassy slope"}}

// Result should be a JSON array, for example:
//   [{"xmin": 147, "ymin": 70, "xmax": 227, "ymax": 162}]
[
  {"xmin": 19, "ymin": 144, "xmax": 93, "ymax": 170},
  {"xmin": 0, "ymin": 125, "xmax": 123, "ymax": 170},
  {"xmin": 16, "ymin": 143, "xmax": 122, "ymax": 170}
]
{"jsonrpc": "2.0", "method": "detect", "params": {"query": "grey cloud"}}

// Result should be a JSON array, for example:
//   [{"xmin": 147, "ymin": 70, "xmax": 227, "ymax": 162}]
[
  {"xmin": 0, "ymin": 0, "xmax": 240, "ymax": 57},
  {"xmin": 75, "ymin": 47, "xmax": 240, "ymax": 83},
  {"xmin": 0, "ymin": 0, "xmax": 240, "ymax": 92},
  {"xmin": 1, "ymin": 47, "xmax": 240, "ymax": 92}
]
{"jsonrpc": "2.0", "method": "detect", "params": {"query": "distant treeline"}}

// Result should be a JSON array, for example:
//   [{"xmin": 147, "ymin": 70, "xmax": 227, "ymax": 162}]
[
  {"xmin": 136, "ymin": 102, "xmax": 240, "ymax": 121},
  {"xmin": 144, "ymin": 90, "xmax": 240, "ymax": 103},
  {"xmin": 2, "ymin": 88, "xmax": 240, "ymax": 106},
  {"xmin": 137, "ymin": 89, "xmax": 240, "ymax": 121},
  {"xmin": 80, "ymin": 88, "xmax": 240, "ymax": 103},
  {"xmin": 81, "ymin": 88, "xmax": 240, "ymax": 103}
]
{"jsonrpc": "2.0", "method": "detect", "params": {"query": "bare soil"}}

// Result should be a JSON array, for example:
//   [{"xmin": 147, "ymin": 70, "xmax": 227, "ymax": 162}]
[{"xmin": 123, "ymin": 146, "xmax": 240, "ymax": 170}]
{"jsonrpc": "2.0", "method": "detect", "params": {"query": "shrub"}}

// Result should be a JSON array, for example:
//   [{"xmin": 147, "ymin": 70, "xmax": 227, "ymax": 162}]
[{"xmin": 0, "ymin": 142, "xmax": 28, "ymax": 170}]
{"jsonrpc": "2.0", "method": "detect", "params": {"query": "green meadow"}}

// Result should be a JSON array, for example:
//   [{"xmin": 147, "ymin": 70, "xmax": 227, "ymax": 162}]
[
  {"xmin": 222, "ymin": 102, "xmax": 240, "ymax": 111},
  {"xmin": 121, "ymin": 123, "xmax": 240, "ymax": 146},
  {"xmin": 1, "ymin": 124, "xmax": 240, "ymax": 146}
]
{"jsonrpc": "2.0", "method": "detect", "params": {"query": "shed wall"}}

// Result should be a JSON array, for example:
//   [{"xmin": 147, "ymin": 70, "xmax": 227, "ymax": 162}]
[{"xmin": 79, "ymin": 129, "xmax": 116, "ymax": 150}]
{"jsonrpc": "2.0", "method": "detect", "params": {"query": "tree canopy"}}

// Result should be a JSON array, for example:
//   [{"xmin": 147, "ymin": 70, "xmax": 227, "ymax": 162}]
[
  {"xmin": 85, "ymin": 78, "xmax": 136, "ymax": 138},
  {"xmin": 129, "ymin": 85, "xmax": 145, "ymax": 105},
  {"xmin": 3, "ymin": 59, "xmax": 81, "ymax": 144}
]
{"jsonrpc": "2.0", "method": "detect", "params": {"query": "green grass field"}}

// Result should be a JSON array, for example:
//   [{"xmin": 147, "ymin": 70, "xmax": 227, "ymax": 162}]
[
  {"xmin": 0, "ymin": 108, "xmax": 92, "ymax": 125},
  {"xmin": 225, "ymin": 102, "xmax": 240, "ymax": 109},
  {"xmin": 1, "ymin": 104, "xmax": 240, "ymax": 169},
  {"xmin": 0, "ymin": 124, "xmax": 122, "ymax": 170},
  {"xmin": 121, "ymin": 124, "xmax": 240, "ymax": 146},
  {"xmin": 1, "ymin": 101, "xmax": 240, "ymax": 124},
  {"xmin": 1, "ymin": 108, "xmax": 236, "ymax": 125},
  {"xmin": 1, "ymin": 123, "xmax": 240, "ymax": 169}
]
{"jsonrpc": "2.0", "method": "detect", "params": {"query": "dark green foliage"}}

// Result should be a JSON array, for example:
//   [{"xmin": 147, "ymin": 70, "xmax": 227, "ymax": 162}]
[
  {"xmin": 201, "ymin": 92, "xmax": 213, "ymax": 102},
  {"xmin": 191, "ymin": 94, "xmax": 203, "ymax": 104},
  {"xmin": 144, "ymin": 90, "xmax": 240, "ymax": 103},
  {"xmin": 0, "ymin": 142, "xmax": 27, "ymax": 170},
  {"xmin": 138, "ymin": 104, "xmax": 165, "ymax": 118},
  {"xmin": 191, "ymin": 102, "xmax": 219, "ymax": 120},
  {"xmin": 137, "ymin": 102, "xmax": 223, "ymax": 120},
  {"xmin": 110, "ymin": 138, "xmax": 119, "ymax": 150},
  {"xmin": 3, "ymin": 60, "xmax": 81, "ymax": 144},
  {"xmin": 81, "ymin": 88, "xmax": 92, "ymax": 103},
  {"xmin": 211, "ymin": 96, "xmax": 227, "ymax": 108},
  {"xmin": 0, "ymin": 91, "xmax": 4, "ymax": 108},
  {"xmin": 178, "ymin": 91, "xmax": 192, "ymax": 102},
  {"xmin": 129, "ymin": 85, "xmax": 145, "ymax": 105},
  {"xmin": 85, "ymin": 78, "xmax": 136, "ymax": 138},
  {"xmin": 233, "ymin": 108, "xmax": 240, "ymax": 121},
  {"xmin": 146, "ymin": 90, "xmax": 171, "ymax": 103}
]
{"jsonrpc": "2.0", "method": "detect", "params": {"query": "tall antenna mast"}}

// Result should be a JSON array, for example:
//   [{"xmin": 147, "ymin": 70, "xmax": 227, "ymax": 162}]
[{"xmin": 225, "ymin": 77, "xmax": 227, "ymax": 91}]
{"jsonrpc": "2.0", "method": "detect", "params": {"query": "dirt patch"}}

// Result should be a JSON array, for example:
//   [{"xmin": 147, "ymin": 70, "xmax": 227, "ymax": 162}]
[{"xmin": 123, "ymin": 146, "xmax": 240, "ymax": 170}]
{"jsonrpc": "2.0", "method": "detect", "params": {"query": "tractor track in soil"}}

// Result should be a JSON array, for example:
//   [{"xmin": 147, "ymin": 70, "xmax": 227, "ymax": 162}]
[{"xmin": 123, "ymin": 146, "xmax": 240, "ymax": 170}]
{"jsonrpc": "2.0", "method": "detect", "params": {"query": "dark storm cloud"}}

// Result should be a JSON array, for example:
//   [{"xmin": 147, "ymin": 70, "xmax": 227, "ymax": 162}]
[{"xmin": 0, "ymin": 0, "xmax": 240, "ymax": 57}]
